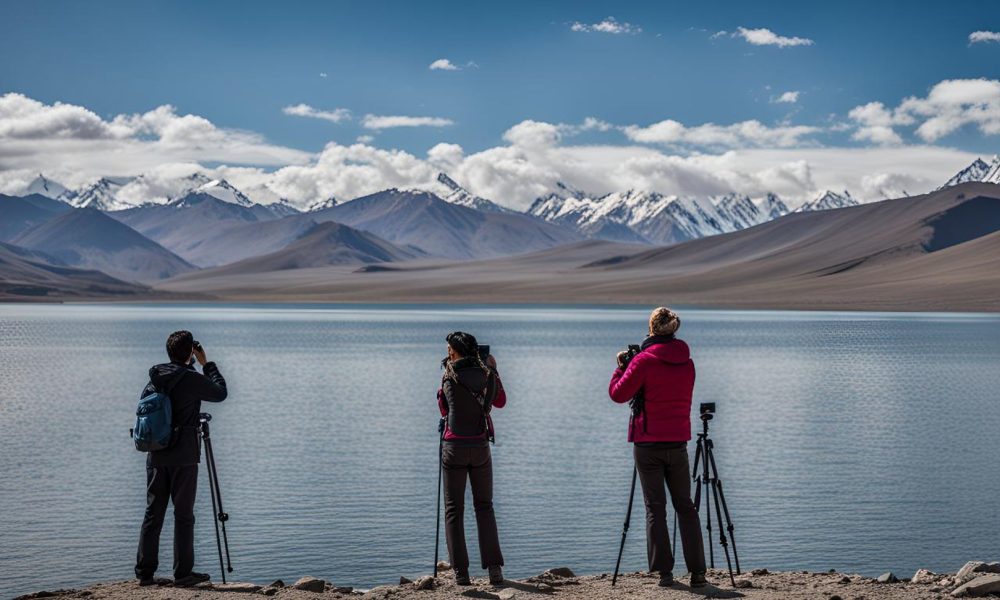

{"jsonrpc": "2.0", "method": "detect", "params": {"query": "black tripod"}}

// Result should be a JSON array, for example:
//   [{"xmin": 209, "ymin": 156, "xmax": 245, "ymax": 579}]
[
  {"xmin": 199, "ymin": 413, "xmax": 233, "ymax": 584},
  {"xmin": 433, "ymin": 417, "xmax": 445, "ymax": 578},
  {"xmin": 691, "ymin": 410, "xmax": 740, "ymax": 586},
  {"xmin": 611, "ymin": 465, "xmax": 637, "ymax": 586}
]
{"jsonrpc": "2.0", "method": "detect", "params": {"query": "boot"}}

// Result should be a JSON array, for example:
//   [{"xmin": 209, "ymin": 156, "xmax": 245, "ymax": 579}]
[{"xmin": 488, "ymin": 565, "xmax": 504, "ymax": 585}]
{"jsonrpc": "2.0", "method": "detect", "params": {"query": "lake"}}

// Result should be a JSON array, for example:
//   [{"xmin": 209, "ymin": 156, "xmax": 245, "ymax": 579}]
[{"xmin": 1, "ymin": 304, "xmax": 998, "ymax": 597}]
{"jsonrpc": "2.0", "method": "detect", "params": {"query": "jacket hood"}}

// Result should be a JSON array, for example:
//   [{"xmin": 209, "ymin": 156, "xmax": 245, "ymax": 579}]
[
  {"xmin": 149, "ymin": 361, "xmax": 190, "ymax": 387},
  {"xmin": 643, "ymin": 338, "xmax": 691, "ymax": 364}
]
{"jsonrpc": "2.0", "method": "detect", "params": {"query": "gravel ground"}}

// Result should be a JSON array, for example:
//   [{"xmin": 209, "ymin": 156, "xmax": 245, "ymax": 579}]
[{"xmin": 15, "ymin": 565, "xmax": 992, "ymax": 600}]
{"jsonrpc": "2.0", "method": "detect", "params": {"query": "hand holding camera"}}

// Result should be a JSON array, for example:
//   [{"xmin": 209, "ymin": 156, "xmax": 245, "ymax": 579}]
[{"xmin": 193, "ymin": 340, "xmax": 207, "ymax": 366}]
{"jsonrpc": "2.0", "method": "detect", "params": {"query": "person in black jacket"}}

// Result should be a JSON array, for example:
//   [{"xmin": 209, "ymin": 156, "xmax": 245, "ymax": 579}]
[
  {"xmin": 437, "ymin": 331, "xmax": 507, "ymax": 586},
  {"xmin": 135, "ymin": 330, "xmax": 227, "ymax": 587}
]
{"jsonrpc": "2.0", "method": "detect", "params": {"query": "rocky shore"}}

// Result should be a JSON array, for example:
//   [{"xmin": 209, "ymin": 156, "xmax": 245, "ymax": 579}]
[{"xmin": 14, "ymin": 562, "xmax": 1000, "ymax": 600}]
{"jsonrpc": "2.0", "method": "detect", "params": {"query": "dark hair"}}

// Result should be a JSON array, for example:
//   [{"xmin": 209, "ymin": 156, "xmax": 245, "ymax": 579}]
[
  {"xmin": 166, "ymin": 330, "xmax": 194, "ymax": 363},
  {"xmin": 446, "ymin": 331, "xmax": 478, "ymax": 357}
]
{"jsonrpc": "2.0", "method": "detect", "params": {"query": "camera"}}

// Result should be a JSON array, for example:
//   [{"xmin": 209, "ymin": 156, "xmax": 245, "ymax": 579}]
[
  {"xmin": 700, "ymin": 402, "xmax": 716, "ymax": 419},
  {"xmin": 621, "ymin": 344, "xmax": 642, "ymax": 367},
  {"xmin": 477, "ymin": 344, "xmax": 490, "ymax": 361},
  {"xmin": 193, "ymin": 340, "xmax": 203, "ymax": 352}
]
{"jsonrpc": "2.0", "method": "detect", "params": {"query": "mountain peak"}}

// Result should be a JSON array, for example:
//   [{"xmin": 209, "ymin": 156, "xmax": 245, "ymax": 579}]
[
  {"xmin": 940, "ymin": 156, "xmax": 1000, "ymax": 189},
  {"xmin": 24, "ymin": 173, "xmax": 68, "ymax": 200},
  {"xmin": 796, "ymin": 189, "xmax": 859, "ymax": 212},
  {"xmin": 434, "ymin": 172, "xmax": 510, "ymax": 214},
  {"xmin": 307, "ymin": 197, "xmax": 339, "ymax": 212},
  {"xmin": 194, "ymin": 179, "xmax": 255, "ymax": 207}
]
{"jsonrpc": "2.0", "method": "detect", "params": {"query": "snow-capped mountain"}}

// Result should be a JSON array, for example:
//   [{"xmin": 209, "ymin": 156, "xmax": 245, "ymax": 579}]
[
  {"xmin": 940, "ymin": 156, "xmax": 999, "ymax": 188},
  {"xmin": 307, "ymin": 197, "xmax": 339, "ymax": 212},
  {"xmin": 268, "ymin": 199, "xmax": 302, "ymax": 217},
  {"xmin": 757, "ymin": 193, "xmax": 790, "ymax": 221},
  {"xmin": 528, "ymin": 188, "xmax": 792, "ymax": 245},
  {"xmin": 795, "ymin": 190, "xmax": 860, "ymax": 212},
  {"xmin": 193, "ymin": 179, "xmax": 254, "ymax": 207},
  {"xmin": 59, "ymin": 178, "xmax": 131, "ymax": 211},
  {"xmin": 436, "ymin": 173, "xmax": 510, "ymax": 214},
  {"xmin": 24, "ymin": 174, "xmax": 68, "ymax": 199}
]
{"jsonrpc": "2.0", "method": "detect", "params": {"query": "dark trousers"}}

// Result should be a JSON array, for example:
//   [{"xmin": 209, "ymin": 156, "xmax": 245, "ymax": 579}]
[
  {"xmin": 442, "ymin": 444, "xmax": 504, "ymax": 571},
  {"xmin": 634, "ymin": 444, "xmax": 706, "ymax": 575},
  {"xmin": 135, "ymin": 464, "xmax": 198, "ymax": 579}
]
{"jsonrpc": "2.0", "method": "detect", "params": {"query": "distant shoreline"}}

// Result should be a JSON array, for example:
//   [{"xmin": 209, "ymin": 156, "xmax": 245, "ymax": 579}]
[{"xmin": 3, "ymin": 296, "xmax": 1000, "ymax": 314}]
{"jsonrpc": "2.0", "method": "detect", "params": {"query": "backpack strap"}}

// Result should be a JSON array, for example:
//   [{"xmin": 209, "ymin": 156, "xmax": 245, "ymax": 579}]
[{"xmin": 156, "ymin": 369, "xmax": 188, "ymax": 395}]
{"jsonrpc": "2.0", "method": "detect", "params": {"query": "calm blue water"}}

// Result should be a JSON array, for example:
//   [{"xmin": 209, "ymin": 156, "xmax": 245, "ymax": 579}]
[{"xmin": 1, "ymin": 304, "xmax": 998, "ymax": 597}]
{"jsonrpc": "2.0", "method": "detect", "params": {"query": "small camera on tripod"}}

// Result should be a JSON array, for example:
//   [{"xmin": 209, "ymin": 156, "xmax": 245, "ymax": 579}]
[{"xmin": 700, "ymin": 402, "xmax": 716, "ymax": 419}]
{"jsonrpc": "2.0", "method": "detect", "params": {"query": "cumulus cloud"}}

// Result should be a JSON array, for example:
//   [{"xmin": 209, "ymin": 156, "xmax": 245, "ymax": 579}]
[
  {"xmin": 774, "ymin": 91, "xmax": 800, "ymax": 104},
  {"xmin": 623, "ymin": 119, "xmax": 821, "ymax": 148},
  {"xmin": 969, "ymin": 31, "xmax": 1000, "ymax": 44},
  {"xmin": 282, "ymin": 103, "xmax": 351, "ymax": 123},
  {"xmin": 0, "ymin": 93, "xmax": 311, "ymax": 173},
  {"xmin": 0, "ymin": 92, "xmax": 980, "ymax": 211},
  {"xmin": 360, "ymin": 114, "xmax": 454, "ymax": 129},
  {"xmin": 570, "ymin": 17, "xmax": 641, "ymax": 35},
  {"xmin": 734, "ymin": 27, "xmax": 813, "ymax": 47},
  {"xmin": 429, "ymin": 58, "xmax": 459, "ymax": 71},
  {"xmin": 848, "ymin": 79, "xmax": 1000, "ymax": 143}
]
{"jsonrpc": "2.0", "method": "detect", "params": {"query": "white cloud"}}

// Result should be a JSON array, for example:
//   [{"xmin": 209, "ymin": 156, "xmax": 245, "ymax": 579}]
[
  {"xmin": 282, "ymin": 103, "xmax": 351, "ymax": 123},
  {"xmin": 969, "ymin": 31, "xmax": 1000, "ymax": 44},
  {"xmin": 0, "ymin": 93, "xmax": 311, "ymax": 175},
  {"xmin": 848, "ymin": 79, "xmax": 1000, "ymax": 143},
  {"xmin": 0, "ymin": 93, "xmax": 981, "ymax": 211},
  {"xmin": 774, "ymin": 91, "xmax": 800, "ymax": 103},
  {"xmin": 429, "ymin": 58, "xmax": 459, "ymax": 71},
  {"xmin": 356, "ymin": 134, "xmax": 374, "ymax": 143},
  {"xmin": 623, "ymin": 119, "xmax": 821, "ymax": 148},
  {"xmin": 360, "ymin": 114, "xmax": 454, "ymax": 129},
  {"xmin": 734, "ymin": 27, "xmax": 813, "ymax": 48},
  {"xmin": 570, "ymin": 17, "xmax": 641, "ymax": 35},
  {"xmin": 319, "ymin": 72, "xmax": 328, "ymax": 78}
]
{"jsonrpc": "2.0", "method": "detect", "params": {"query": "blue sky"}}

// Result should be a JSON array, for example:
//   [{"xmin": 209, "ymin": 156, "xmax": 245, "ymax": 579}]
[{"xmin": 2, "ymin": 0, "xmax": 1000, "ymax": 207}]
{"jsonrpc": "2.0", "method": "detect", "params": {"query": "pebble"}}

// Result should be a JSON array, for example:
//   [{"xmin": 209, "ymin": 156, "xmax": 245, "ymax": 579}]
[
  {"xmin": 269, "ymin": 579, "xmax": 285, "ymax": 588},
  {"xmin": 413, "ymin": 576, "xmax": 435, "ymax": 590},
  {"xmin": 913, "ymin": 569, "xmax": 939, "ymax": 584},
  {"xmin": 399, "ymin": 576, "xmax": 412, "ymax": 585},
  {"xmin": 876, "ymin": 572, "xmax": 899, "ymax": 584},
  {"xmin": 497, "ymin": 590, "xmax": 517, "ymax": 600}
]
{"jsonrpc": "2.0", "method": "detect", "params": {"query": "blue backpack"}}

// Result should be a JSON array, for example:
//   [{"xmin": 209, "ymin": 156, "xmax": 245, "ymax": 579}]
[{"xmin": 132, "ymin": 371, "xmax": 186, "ymax": 452}]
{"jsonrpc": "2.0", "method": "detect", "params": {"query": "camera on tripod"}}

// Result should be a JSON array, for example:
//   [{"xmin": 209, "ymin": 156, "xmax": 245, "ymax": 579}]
[{"xmin": 700, "ymin": 402, "xmax": 716, "ymax": 419}]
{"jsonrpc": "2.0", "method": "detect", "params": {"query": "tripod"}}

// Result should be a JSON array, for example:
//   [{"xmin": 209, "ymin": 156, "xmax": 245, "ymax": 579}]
[
  {"xmin": 691, "ymin": 411, "xmax": 740, "ymax": 586},
  {"xmin": 433, "ymin": 417, "xmax": 445, "ymax": 577},
  {"xmin": 199, "ymin": 413, "xmax": 233, "ymax": 584}
]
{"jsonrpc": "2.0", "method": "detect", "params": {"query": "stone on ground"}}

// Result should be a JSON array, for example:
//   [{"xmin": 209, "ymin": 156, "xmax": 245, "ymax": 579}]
[
  {"xmin": 413, "ymin": 576, "xmax": 435, "ymax": 590},
  {"xmin": 211, "ymin": 582, "xmax": 261, "ymax": 592},
  {"xmin": 951, "ymin": 574, "xmax": 1000, "ymax": 597},
  {"xmin": 877, "ymin": 572, "xmax": 899, "ymax": 583},
  {"xmin": 292, "ymin": 576, "xmax": 326, "ymax": 592},
  {"xmin": 912, "ymin": 569, "xmax": 938, "ymax": 584}
]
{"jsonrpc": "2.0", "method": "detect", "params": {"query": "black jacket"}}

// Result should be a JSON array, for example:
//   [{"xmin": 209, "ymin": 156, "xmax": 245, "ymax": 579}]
[
  {"xmin": 441, "ymin": 358, "xmax": 499, "ymax": 446},
  {"xmin": 144, "ymin": 360, "xmax": 227, "ymax": 467}
]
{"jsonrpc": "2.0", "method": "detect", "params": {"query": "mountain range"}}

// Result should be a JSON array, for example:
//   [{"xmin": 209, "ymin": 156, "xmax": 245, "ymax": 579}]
[{"xmin": 1, "ymin": 158, "xmax": 999, "ymax": 308}]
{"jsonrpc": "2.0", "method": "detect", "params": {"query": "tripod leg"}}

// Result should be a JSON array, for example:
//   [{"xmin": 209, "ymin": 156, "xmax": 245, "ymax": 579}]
[
  {"xmin": 612, "ymin": 466, "xmax": 637, "ymax": 587},
  {"xmin": 706, "ymin": 448, "xmax": 735, "ymax": 586},
  {"xmin": 434, "ymin": 438, "xmax": 443, "ymax": 577},
  {"xmin": 697, "ymin": 439, "xmax": 714, "ymax": 569},
  {"xmin": 708, "ymin": 451, "xmax": 740, "ymax": 574},
  {"xmin": 203, "ymin": 437, "xmax": 226, "ymax": 584}
]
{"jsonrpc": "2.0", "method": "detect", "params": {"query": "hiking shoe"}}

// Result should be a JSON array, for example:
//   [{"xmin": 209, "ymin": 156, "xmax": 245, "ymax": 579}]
[
  {"xmin": 455, "ymin": 569, "xmax": 471, "ymax": 586},
  {"xmin": 174, "ymin": 572, "xmax": 211, "ymax": 587},
  {"xmin": 137, "ymin": 576, "xmax": 155, "ymax": 587},
  {"xmin": 488, "ymin": 565, "xmax": 504, "ymax": 585},
  {"xmin": 658, "ymin": 572, "xmax": 674, "ymax": 587},
  {"xmin": 690, "ymin": 571, "xmax": 708, "ymax": 588}
]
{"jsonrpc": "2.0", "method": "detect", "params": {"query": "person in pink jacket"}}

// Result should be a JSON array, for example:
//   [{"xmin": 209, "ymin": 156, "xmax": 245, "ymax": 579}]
[{"xmin": 609, "ymin": 307, "xmax": 707, "ymax": 589}]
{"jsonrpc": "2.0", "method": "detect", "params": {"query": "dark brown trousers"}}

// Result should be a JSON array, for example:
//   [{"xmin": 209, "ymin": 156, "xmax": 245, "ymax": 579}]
[
  {"xmin": 634, "ymin": 444, "xmax": 706, "ymax": 575},
  {"xmin": 442, "ymin": 444, "xmax": 504, "ymax": 571}
]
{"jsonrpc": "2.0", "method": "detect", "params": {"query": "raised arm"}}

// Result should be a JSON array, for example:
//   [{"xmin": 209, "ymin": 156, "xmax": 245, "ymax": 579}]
[
  {"xmin": 192, "ymin": 362, "xmax": 228, "ymax": 403},
  {"xmin": 609, "ymin": 355, "xmax": 646, "ymax": 404}
]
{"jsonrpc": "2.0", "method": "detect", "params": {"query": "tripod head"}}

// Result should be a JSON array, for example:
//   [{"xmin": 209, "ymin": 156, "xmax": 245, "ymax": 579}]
[{"xmin": 199, "ymin": 412, "xmax": 213, "ymax": 437}]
